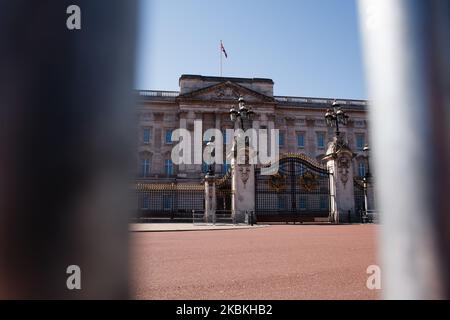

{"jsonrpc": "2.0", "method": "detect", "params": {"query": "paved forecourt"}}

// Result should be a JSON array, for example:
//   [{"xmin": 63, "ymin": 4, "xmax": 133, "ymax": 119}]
[{"xmin": 132, "ymin": 224, "xmax": 379, "ymax": 300}]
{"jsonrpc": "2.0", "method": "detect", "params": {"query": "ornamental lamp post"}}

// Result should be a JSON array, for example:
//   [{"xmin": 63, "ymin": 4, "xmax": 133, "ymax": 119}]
[
  {"xmin": 363, "ymin": 144, "xmax": 372, "ymax": 180},
  {"xmin": 229, "ymin": 96, "xmax": 256, "ymax": 225},
  {"xmin": 362, "ymin": 144, "xmax": 371, "ymax": 218},
  {"xmin": 206, "ymin": 138, "xmax": 215, "ymax": 177},
  {"xmin": 229, "ymin": 97, "xmax": 255, "ymax": 131},
  {"xmin": 325, "ymin": 100, "xmax": 349, "ymax": 138}
]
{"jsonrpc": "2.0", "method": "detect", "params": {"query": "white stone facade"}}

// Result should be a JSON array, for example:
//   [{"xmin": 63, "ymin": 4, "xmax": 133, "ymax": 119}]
[{"xmin": 136, "ymin": 75, "xmax": 370, "ymax": 183}]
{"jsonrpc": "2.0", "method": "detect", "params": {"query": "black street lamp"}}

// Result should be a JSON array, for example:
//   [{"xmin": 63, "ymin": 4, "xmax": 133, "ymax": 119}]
[
  {"xmin": 362, "ymin": 144, "xmax": 371, "ymax": 219},
  {"xmin": 363, "ymin": 144, "xmax": 372, "ymax": 180},
  {"xmin": 325, "ymin": 100, "xmax": 349, "ymax": 138},
  {"xmin": 229, "ymin": 97, "xmax": 255, "ymax": 130},
  {"xmin": 206, "ymin": 138, "xmax": 215, "ymax": 177},
  {"xmin": 229, "ymin": 96, "xmax": 256, "ymax": 226}
]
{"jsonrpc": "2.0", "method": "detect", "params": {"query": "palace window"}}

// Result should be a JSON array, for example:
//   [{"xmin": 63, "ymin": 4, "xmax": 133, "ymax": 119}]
[
  {"xmin": 279, "ymin": 132, "xmax": 285, "ymax": 147},
  {"xmin": 356, "ymin": 134, "xmax": 365, "ymax": 151},
  {"xmin": 317, "ymin": 132, "xmax": 325, "ymax": 149},
  {"xmin": 223, "ymin": 163, "xmax": 231, "ymax": 174},
  {"xmin": 297, "ymin": 133, "xmax": 305, "ymax": 148},
  {"xmin": 141, "ymin": 158, "xmax": 151, "ymax": 177},
  {"xmin": 165, "ymin": 129, "xmax": 173, "ymax": 144},
  {"xmin": 355, "ymin": 120, "xmax": 365, "ymax": 128},
  {"xmin": 143, "ymin": 128, "xmax": 151, "ymax": 144},
  {"xmin": 165, "ymin": 159, "xmax": 174, "ymax": 176},
  {"xmin": 358, "ymin": 161, "xmax": 366, "ymax": 178}
]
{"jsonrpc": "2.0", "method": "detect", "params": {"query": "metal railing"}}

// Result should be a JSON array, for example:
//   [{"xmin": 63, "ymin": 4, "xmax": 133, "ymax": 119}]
[
  {"xmin": 275, "ymin": 96, "xmax": 368, "ymax": 106},
  {"xmin": 214, "ymin": 210, "xmax": 234, "ymax": 225},
  {"xmin": 136, "ymin": 90, "xmax": 368, "ymax": 107}
]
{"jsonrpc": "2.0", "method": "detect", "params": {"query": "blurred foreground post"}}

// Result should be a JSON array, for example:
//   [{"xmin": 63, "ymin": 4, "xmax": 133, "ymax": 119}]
[
  {"xmin": 358, "ymin": 0, "xmax": 450, "ymax": 299},
  {"xmin": 0, "ymin": 1, "xmax": 137, "ymax": 299}
]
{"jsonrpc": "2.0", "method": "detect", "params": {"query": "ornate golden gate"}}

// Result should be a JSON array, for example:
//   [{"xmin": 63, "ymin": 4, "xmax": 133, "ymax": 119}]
[{"xmin": 255, "ymin": 154, "xmax": 331, "ymax": 223}]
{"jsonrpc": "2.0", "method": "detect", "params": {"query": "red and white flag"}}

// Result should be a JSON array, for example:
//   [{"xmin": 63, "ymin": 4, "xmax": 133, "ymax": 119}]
[{"xmin": 221, "ymin": 41, "xmax": 228, "ymax": 58}]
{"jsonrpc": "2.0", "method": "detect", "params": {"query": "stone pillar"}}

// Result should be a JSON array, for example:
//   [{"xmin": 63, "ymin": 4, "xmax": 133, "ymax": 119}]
[
  {"xmin": 204, "ymin": 174, "xmax": 216, "ymax": 224},
  {"xmin": 323, "ymin": 138, "xmax": 356, "ymax": 223},
  {"xmin": 231, "ymin": 157, "xmax": 255, "ymax": 224},
  {"xmin": 178, "ymin": 116, "xmax": 187, "ymax": 177},
  {"xmin": 267, "ymin": 119, "xmax": 275, "ymax": 157},
  {"xmin": 214, "ymin": 115, "xmax": 221, "ymax": 174},
  {"xmin": 229, "ymin": 117, "xmax": 256, "ymax": 225}
]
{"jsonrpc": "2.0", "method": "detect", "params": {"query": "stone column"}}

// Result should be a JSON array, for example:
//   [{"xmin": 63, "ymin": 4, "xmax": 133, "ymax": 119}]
[
  {"xmin": 214, "ymin": 115, "xmax": 221, "ymax": 174},
  {"xmin": 178, "ymin": 115, "xmax": 187, "ymax": 177},
  {"xmin": 267, "ymin": 119, "xmax": 275, "ymax": 157},
  {"xmin": 323, "ymin": 138, "xmax": 356, "ymax": 224},
  {"xmin": 230, "ymin": 119, "xmax": 256, "ymax": 224},
  {"xmin": 231, "ymin": 154, "xmax": 255, "ymax": 224},
  {"xmin": 204, "ymin": 174, "xmax": 216, "ymax": 224}
]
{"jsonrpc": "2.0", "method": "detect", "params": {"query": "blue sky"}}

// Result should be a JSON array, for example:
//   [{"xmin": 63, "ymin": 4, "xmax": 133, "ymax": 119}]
[{"xmin": 136, "ymin": 0, "xmax": 367, "ymax": 99}]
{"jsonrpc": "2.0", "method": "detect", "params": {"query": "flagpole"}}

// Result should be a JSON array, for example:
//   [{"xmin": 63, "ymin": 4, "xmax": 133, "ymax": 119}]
[{"xmin": 220, "ymin": 40, "xmax": 223, "ymax": 77}]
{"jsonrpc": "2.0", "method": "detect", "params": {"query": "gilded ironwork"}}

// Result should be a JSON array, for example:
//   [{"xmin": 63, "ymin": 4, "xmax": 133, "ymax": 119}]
[
  {"xmin": 268, "ymin": 173, "xmax": 287, "ymax": 192},
  {"xmin": 256, "ymin": 155, "xmax": 331, "ymax": 223},
  {"xmin": 279, "ymin": 153, "xmax": 327, "ymax": 172},
  {"xmin": 299, "ymin": 171, "xmax": 319, "ymax": 192},
  {"xmin": 216, "ymin": 168, "xmax": 232, "ymax": 211}
]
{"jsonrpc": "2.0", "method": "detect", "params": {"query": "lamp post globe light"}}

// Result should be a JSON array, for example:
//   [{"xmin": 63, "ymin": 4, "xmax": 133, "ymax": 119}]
[
  {"xmin": 229, "ymin": 97, "xmax": 255, "ymax": 131},
  {"xmin": 325, "ymin": 100, "xmax": 350, "ymax": 138}
]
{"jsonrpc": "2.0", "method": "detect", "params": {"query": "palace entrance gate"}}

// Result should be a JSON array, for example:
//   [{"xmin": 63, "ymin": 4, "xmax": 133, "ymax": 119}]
[{"xmin": 255, "ymin": 155, "xmax": 331, "ymax": 223}]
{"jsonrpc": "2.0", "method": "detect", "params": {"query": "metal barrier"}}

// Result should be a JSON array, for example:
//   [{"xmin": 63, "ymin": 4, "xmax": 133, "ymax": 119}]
[
  {"xmin": 135, "ymin": 183, "xmax": 205, "ymax": 223},
  {"xmin": 214, "ymin": 210, "xmax": 233, "ymax": 225},
  {"xmin": 192, "ymin": 210, "xmax": 206, "ymax": 225}
]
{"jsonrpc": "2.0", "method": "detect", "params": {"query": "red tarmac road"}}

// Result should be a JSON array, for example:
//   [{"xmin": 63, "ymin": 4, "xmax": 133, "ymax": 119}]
[{"xmin": 131, "ymin": 225, "xmax": 380, "ymax": 300}]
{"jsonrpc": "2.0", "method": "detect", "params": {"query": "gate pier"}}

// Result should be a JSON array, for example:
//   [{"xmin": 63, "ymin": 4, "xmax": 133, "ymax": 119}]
[
  {"xmin": 204, "ymin": 173, "xmax": 216, "ymax": 224},
  {"xmin": 323, "ymin": 137, "xmax": 357, "ymax": 224},
  {"xmin": 231, "ymin": 147, "xmax": 256, "ymax": 224}
]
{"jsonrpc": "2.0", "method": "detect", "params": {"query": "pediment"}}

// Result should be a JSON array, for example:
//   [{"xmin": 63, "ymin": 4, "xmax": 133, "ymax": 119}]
[{"xmin": 178, "ymin": 81, "xmax": 274, "ymax": 103}]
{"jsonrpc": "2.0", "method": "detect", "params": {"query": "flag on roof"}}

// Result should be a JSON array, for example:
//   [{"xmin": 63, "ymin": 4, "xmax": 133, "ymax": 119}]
[{"xmin": 221, "ymin": 41, "xmax": 228, "ymax": 58}]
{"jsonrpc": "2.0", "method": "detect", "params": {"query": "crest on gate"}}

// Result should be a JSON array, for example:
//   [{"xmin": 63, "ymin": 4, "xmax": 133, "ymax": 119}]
[
  {"xmin": 269, "ymin": 173, "xmax": 287, "ymax": 192},
  {"xmin": 299, "ymin": 171, "xmax": 319, "ymax": 192}
]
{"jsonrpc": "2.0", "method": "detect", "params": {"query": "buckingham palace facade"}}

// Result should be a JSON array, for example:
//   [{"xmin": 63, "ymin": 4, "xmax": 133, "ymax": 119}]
[{"xmin": 136, "ymin": 74, "xmax": 370, "ymax": 184}]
